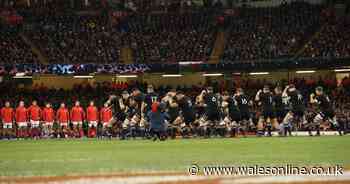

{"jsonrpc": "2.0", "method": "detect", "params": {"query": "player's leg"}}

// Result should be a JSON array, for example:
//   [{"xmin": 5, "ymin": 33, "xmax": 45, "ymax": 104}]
[
  {"xmin": 2, "ymin": 123, "xmax": 7, "ymax": 139},
  {"xmin": 256, "ymin": 115, "xmax": 265, "ymax": 137},
  {"xmin": 282, "ymin": 112, "xmax": 292, "ymax": 136},
  {"xmin": 265, "ymin": 117, "xmax": 274, "ymax": 137},
  {"xmin": 313, "ymin": 113, "xmax": 323, "ymax": 136}
]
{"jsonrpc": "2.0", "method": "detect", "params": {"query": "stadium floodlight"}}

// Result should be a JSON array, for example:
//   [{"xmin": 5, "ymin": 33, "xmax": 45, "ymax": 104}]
[
  {"xmin": 116, "ymin": 75, "xmax": 138, "ymax": 78},
  {"xmin": 179, "ymin": 61, "xmax": 203, "ymax": 65},
  {"xmin": 13, "ymin": 76, "xmax": 33, "ymax": 79},
  {"xmin": 73, "ymin": 75, "xmax": 94, "ymax": 79},
  {"xmin": 296, "ymin": 70, "xmax": 316, "ymax": 74},
  {"xmin": 162, "ymin": 74, "xmax": 183, "ymax": 77},
  {"xmin": 249, "ymin": 72, "xmax": 269, "ymax": 75},
  {"xmin": 202, "ymin": 73, "xmax": 223, "ymax": 77},
  {"xmin": 334, "ymin": 68, "xmax": 350, "ymax": 72},
  {"xmin": 232, "ymin": 72, "xmax": 241, "ymax": 75}
]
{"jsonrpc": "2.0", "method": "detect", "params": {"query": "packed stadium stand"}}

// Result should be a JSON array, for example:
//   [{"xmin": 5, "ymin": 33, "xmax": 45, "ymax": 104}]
[
  {"xmin": 302, "ymin": 14, "xmax": 350, "ymax": 58},
  {"xmin": 0, "ymin": 0, "xmax": 348, "ymax": 66},
  {"xmin": 124, "ymin": 12, "xmax": 216, "ymax": 63},
  {"xmin": 222, "ymin": 2, "xmax": 323, "ymax": 62},
  {"xmin": 0, "ymin": 28, "xmax": 39, "ymax": 64}
]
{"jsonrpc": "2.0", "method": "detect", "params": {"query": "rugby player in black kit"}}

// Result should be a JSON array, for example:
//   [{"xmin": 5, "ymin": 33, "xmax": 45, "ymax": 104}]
[
  {"xmin": 234, "ymin": 88, "xmax": 251, "ymax": 137},
  {"xmin": 282, "ymin": 84, "xmax": 305, "ymax": 133},
  {"xmin": 255, "ymin": 85, "xmax": 280, "ymax": 136},
  {"xmin": 310, "ymin": 86, "xmax": 343, "ymax": 136},
  {"xmin": 222, "ymin": 91, "xmax": 241, "ymax": 137},
  {"xmin": 176, "ymin": 91, "xmax": 196, "ymax": 138},
  {"xmin": 203, "ymin": 86, "xmax": 221, "ymax": 138}
]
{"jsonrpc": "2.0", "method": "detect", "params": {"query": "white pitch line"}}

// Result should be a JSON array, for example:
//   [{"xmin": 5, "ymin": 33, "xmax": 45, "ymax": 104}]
[
  {"xmin": 44, "ymin": 175, "xmax": 215, "ymax": 184},
  {"xmin": 222, "ymin": 171, "xmax": 350, "ymax": 184},
  {"xmin": 44, "ymin": 172, "xmax": 350, "ymax": 184}
]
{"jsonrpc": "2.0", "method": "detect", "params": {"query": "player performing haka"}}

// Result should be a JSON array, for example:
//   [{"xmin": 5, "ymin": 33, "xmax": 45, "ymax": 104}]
[
  {"xmin": 255, "ymin": 85, "xmax": 280, "ymax": 137},
  {"xmin": 234, "ymin": 88, "xmax": 252, "ymax": 137},
  {"xmin": 282, "ymin": 84, "xmax": 305, "ymax": 134},
  {"xmin": 310, "ymin": 86, "xmax": 343, "ymax": 136}
]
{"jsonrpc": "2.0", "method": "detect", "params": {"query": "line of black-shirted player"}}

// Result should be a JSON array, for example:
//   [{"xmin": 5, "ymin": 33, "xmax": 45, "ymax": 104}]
[{"xmin": 107, "ymin": 84, "xmax": 344, "ymax": 139}]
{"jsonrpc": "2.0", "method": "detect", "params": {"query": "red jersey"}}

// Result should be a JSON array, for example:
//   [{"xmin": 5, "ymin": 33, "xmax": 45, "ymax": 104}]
[
  {"xmin": 28, "ymin": 105, "xmax": 41, "ymax": 121},
  {"xmin": 100, "ymin": 107, "xmax": 112, "ymax": 123},
  {"xmin": 42, "ymin": 107, "xmax": 55, "ymax": 122},
  {"xmin": 16, "ymin": 106, "xmax": 27, "ymax": 122},
  {"xmin": 86, "ymin": 106, "xmax": 98, "ymax": 121},
  {"xmin": 56, "ymin": 107, "xmax": 69, "ymax": 123},
  {"xmin": 70, "ymin": 106, "xmax": 85, "ymax": 122},
  {"xmin": 1, "ymin": 107, "xmax": 14, "ymax": 123}
]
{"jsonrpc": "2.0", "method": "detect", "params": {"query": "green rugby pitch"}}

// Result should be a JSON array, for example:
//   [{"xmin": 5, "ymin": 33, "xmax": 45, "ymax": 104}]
[{"xmin": 0, "ymin": 136, "xmax": 349, "ymax": 176}]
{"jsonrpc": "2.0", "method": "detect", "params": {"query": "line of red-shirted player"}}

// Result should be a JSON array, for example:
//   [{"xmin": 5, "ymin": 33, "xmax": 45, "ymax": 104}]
[{"xmin": 0, "ymin": 100, "xmax": 113, "ymax": 138}]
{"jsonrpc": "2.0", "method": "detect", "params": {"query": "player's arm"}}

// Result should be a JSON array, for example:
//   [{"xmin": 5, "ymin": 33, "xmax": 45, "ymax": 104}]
[
  {"xmin": 310, "ymin": 93, "xmax": 317, "ymax": 104},
  {"xmin": 282, "ymin": 85, "xmax": 289, "ymax": 98},
  {"xmin": 119, "ymin": 98, "xmax": 126, "ymax": 111},
  {"xmin": 255, "ymin": 89, "xmax": 262, "ymax": 101}
]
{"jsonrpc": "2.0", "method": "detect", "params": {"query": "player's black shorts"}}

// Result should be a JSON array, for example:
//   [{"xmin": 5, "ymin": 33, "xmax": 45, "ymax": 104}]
[
  {"xmin": 183, "ymin": 113, "xmax": 195, "ymax": 125},
  {"xmin": 275, "ymin": 109, "xmax": 287, "ymax": 119},
  {"xmin": 230, "ymin": 111, "xmax": 241, "ymax": 122},
  {"xmin": 261, "ymin": 110, "xmax": 276, "ymax": 119},
  {"xmin": 292, "ymin": 108, "xmax": 304, "ymax": 117},
  {"xmin": 206, "ymin": 111, "xmax": 220, "ymax": 121},
  {"xmin": 239, "ymin": 111, "xmax": 250, "ymax": 121},
  {"xmin": 320, "ymin": 110, "xmax": 335, "ymax": 120}
]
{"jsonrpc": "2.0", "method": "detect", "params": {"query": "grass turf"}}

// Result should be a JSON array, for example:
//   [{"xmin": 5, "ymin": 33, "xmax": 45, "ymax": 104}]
[{"xmin": 0, "ymin": 136, "xmax": 349, "ymax": 176}]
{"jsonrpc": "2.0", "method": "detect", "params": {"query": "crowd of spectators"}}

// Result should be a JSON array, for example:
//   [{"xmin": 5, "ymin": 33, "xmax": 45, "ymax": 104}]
[
  {"xmin": 302, "ymin": 15, "xmax": 350, "ymax": 58},
  {"xmin": 123, "ymin": 12, "xmax": 216, "ymax": 63},
  {"xmin": 26, "ymin": 14, "xmax": 122, "ymax": 64},
  {"xmin": 0, "ymin": 27, "xmax": 38, "ymax": 64},
  {"xmin": 222, "ymin": 2, "xmax": 322, "ymax": 62},
  {"xmin": 0, "ymin": 1, "xmax": 349, "ymax": 66}
]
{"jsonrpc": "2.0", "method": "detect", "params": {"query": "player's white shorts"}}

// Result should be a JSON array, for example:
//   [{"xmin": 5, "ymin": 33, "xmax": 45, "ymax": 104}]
[
  {"xmin": 3, "ymin": 122, "xmax": 13, "ymax": 129},
  {"xmin": 88, "ymin": 121, "xmax": 98, "ymax": 127},
  {"xmin": 59, "ymin": 122, "xmax": 68, "ymax": 127},
  {"xmin": 30, "ymin": 120, "xmax": 40, "ymax": 128},
  {"xmin": 72, "ymin": 121, "xmax": 83, "ymax": 126},
  {"xmin": 102, "ymin": 122, "xmax": 111, "ymax": 128},
  {"xmin": 17, "ymin": 122, "xmax": 28, "ymax": 128},
  {"xmin": 45, "ymin": 121, "xmax": 54, "ymax": 126}
]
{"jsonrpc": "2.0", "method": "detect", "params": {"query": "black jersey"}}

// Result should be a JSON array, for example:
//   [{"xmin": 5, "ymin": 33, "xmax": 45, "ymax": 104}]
[
  {"xmin": 178, "ymin": 96, "xmax": 195, "ymax": 123},
  {"xmin": 109, "ymin": 96, "xmax": 127, "ymax": 120},
  {"xmin": 274, "ymin": 94, "xmax": 284, "ymax": 110},
  {"xmin": 316, "ymin": 94, "xmax": 332, "ymax": 112},
  {"xmin": 287, "ymin": 90, "xmax": 304, "ymax": 110},
  {"xmin": 178, "ymin": 96, "xmax": 194, "ymax": 114},
  {"xmin": 167, "ymin": 98, "xmax": 179, "ymax": 122},
  {"xmin": 204, "ymin": 93, "xmax": 220, "ymax": 113},
  {"xmin": 235, "ymin": 95, "xmax": 250, "ymax": 113},
  {"xmin": 259, "ymin": 92, "xmax": 274, "ymax": 111},
  {"xmin": 227, "ymin": 97, "xmax": 239, "ymax": 115}
]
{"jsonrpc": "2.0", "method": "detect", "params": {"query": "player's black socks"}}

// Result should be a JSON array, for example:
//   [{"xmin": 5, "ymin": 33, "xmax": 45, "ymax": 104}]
[
  {"xmin": 256, "ymin": 130, "xmax": 264, "ymax": 136},
  {"xmin": 316, "ymin": 125, "xmax": 320, "ymax": 136},
  {"xmin": 267, "ymin": 125, "xmax": 272, "ymax": 137},
  {"xmin": 231, "ymin": 128, "xmax": 236, "ymax": 137},
  {"xmin": 284, "ymin": 126, "xmax": 289, "ymax": 136}
]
